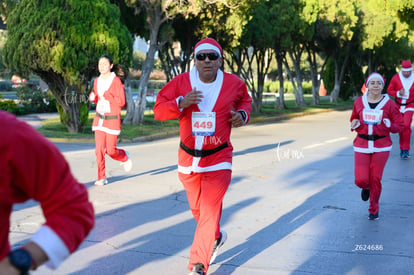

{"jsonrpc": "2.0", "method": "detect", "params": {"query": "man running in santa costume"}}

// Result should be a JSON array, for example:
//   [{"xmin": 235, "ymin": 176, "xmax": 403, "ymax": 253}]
[
  {"xmin": 154, "ymin": 38, "xmax": 252, "ymax": 275},
  {"xmin": 387, "ymin": 60, "xmax": 414, "ymax": 159}
]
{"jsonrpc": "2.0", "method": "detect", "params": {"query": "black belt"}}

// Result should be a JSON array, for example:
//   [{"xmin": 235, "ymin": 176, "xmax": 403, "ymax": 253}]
[
  {"xmin": 358, "ymin": 134, "xmax": 386, "ymax": 141},
  {"xmin": 96, "ymin": 113, "xmax": 118, "ymax": 120},
  {"xmin": 180, "ymin": 141, "xmax": 228, "ymax": 157},
  {"xmin": 396, "ymin": 99, "xmax": 414, "ymax": 106}
]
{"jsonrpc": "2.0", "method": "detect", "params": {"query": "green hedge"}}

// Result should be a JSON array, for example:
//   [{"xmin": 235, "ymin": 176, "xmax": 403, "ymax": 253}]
[
  {"xmin": 16, "ymin": 86, "xmax": 57, "ymax": 113},
  {"xmin": 0, "ymin": 99, "xmax": 22, "ymax": 115}
]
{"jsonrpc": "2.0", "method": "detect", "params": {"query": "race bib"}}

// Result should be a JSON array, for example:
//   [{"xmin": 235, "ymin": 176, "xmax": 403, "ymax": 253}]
[
  {"xmin": 97, "ymin": 99, "xmax": 111, "ymax": 114},
  {"xmin": 192, "ymin": 112, "xmax": 216, "ymax": 136},
  {"xmin": 362, "ymin": 109, "xmax": 383, "ymax": 125}
]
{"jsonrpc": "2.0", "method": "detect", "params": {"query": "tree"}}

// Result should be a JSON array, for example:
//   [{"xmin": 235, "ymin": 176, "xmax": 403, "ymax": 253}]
[
  {"xmin": 0, "ymin": 0, "xmax": 18, "ymax": 19},
  {"xmin": 3, "ymin": 0, "xmax": 132, "ymax": 132},
  {"xmin": 302, "ymin": 1, "xmax": 328, "ymax": 105},
  {"xmin": 158, "ymin": 14, "xmax": 200, "ymax": 82},
  {"xmin": 313, "ymin": 0, "xmax": 361, "ymax": 103},
  {"xmin": 359, "ymin": 0, "xmax": 414, "ymax": 77},
  {"xmin": 239, "ymin": 1, "xmax": 274, "ymax": 112},
  {"xmin": 120, "ymin": 0, "xmax": 205, "ymax": 125},
  {"xmin": 187, "ymin": 0, "xmax": 264, "ymax": 110},
  {"xmin": 268, "ymin": 0, "xmax": 309, "ymax": 109}
]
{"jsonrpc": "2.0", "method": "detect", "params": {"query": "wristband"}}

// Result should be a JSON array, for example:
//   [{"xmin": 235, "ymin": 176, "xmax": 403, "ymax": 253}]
[
  {"xmin": 22, "ymin": 247, "xmax": 38, "ymax": 270},
  {"xmin": 237, "ymin": 110, "xmax": 247, "ymax": 121}
]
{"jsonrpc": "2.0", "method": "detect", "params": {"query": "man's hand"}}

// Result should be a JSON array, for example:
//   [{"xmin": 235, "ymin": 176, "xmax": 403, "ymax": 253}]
[
  {"xmin": 0, "ymin": 242, "xmax": 48, "ymax": 273},
  {"xmin": 179, "ymin": 87, "xmax": 203, "ymax": 108},
  {"xmin": 229, "ymin": 110, "xmax": 244, "ymax": 127},
  {"xmin": 399, "ymin": 88, "xmax": 405, "ymax": 96},
  {"xmin": 350, "ymin": 119, "xmax": 360, "ymax": 129},
  {"xmin": 0, "ymin": 257, "xmax": 21, "ymax": 275}
]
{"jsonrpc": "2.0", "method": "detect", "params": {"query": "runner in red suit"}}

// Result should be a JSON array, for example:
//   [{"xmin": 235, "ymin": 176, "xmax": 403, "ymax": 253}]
[
  {"xmin": 350, "ymin": 73, "xmax": 403, "ymax": 220},
  {"xmin": 0, "ymin": 111, "xmax": 94, "ymax": 274},
  {"xmin": 387, "ymin": 60, "xmax": 414, "ymax": 159},
  {"xmin": 154, "ymin": 38, "xmax": 252, "ymax": 275}
]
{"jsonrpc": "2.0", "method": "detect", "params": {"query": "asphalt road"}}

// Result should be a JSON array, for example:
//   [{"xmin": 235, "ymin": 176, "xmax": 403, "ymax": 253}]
[{"xmin": 10, "ymin": 109, "xmax": 414, "ymax": 275}]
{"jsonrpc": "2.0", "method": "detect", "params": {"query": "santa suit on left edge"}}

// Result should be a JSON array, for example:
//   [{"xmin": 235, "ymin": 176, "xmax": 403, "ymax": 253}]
[
  {"xmin": 350, "ymin": 93, "xmax": 403, "ymax": 216},
  {"xmin": 0, "ymin": 111, "xmax": 94, "ymax": 268},
  {"xmin": 153, "ymin": 68, "xmax": 252, "ymax": 271},
  {"xmin": 89, "ymin": 72, "xmax": 128, "ymax": 181},
  {"xmin": 387, "ymin": 71, "xmax": 414, "ymax": 151}
]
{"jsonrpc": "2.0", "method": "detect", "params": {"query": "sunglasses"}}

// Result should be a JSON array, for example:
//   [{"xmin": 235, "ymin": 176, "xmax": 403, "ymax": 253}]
[{"xmin": 195, "ymin": 52, "xmax": 220, "ymax": 61}]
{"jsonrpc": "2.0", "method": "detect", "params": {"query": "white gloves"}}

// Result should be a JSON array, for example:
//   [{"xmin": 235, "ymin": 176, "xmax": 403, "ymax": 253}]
[
  {"xmin": 351, "ymin": 120, "xmax": 361, "ymax": 130},
  {"xmin": 383, "ymin": 118, "xmax": 391, "ymax": 128},
  {"xmin": 89, "ymin": 92, "xmax": 96, "ymax": 101}
]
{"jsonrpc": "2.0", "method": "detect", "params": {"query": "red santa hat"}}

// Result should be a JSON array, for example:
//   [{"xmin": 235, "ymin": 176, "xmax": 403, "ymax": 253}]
[
  {"xmin": 365, "ymin": 72, "xmax": 385, "ymax": 87},
  {"xmin": 194, "ymin": 38, "xmax": 223, "ymax": 57},
  {"xmin": 401, "ymin": 60, "xmax": 412, "ymax": 72}
]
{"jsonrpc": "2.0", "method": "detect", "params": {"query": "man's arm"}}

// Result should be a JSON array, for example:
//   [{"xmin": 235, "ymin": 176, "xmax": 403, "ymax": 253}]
[
  {"xmin": 7, "ymin": 116, "xmax": 94, "ymax": 269},
  {"xmin": 387, "ymin": 75, "xmax": 403, "ymax": 97},
  {"xmin": 154, "ymin": 75, "xmax": 192, "ymax": 121},
  {"xmin": 0, "ymin": 242, "xmax": 48, "ymax": 274},
  {"xmin": 234, "ymin": 80, "xmax": 252, "ymax": 124}
]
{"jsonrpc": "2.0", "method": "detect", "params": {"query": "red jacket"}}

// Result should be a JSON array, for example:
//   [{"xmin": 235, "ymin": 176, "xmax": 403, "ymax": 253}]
[
  {"xmin": 154, "ymin": 70, "xmax": 252, "ymax": 174},
  {"xmin": 387, "ymin": 72, "xmax": 414, "ymax": 113},
  {"xmin": 350, "ymin": 94, "xmax": 403, "ymax": 153},
  {"xmin": 0, "ymin": 111, "xmax": 94, "ymax": 267},
  {"xmin": 89, "ymin": 74, "xmax": 125, "ymax": 135}
]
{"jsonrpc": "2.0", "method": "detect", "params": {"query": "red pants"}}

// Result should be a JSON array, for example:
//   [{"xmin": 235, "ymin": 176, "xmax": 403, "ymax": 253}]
[
  {"xmin": 354, "ymin": 151, "xmax": 389, "ymax": 215},
  {"xmin": 94, "ymin": 130, "xmax": 127, "ymax": 180},
  {"xmin": 179, "ymin": 169, "xmax": 231, "ymax": 272},
  {"xmin": 399, "ymin": 110, "xmax": 413, "ymax": 150}
]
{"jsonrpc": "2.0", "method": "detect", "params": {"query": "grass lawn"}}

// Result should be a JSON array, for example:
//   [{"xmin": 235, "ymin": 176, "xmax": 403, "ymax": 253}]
[
  {"xmin": 38, "ymin": 112, "xmax": 180, "ymax": 141},
  {"xmin": 37, "ymin": 95, "xmax": 353, "ymax": 141}
]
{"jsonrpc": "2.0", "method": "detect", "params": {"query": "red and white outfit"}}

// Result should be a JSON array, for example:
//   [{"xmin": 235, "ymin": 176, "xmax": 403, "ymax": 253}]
[
  {"xmin": 89, "ymin": 73, "xmax": 128, "ymax": 181},
  {"xmin": 350, "ymin": 93, "xmax": 403, "ymax": 215},
  {"xmin": 387, "ymin": 62, "xmax": 414, "ymax": 151},
  {"xmin": 154, "ymin": 66, "xmax": 252, "ymax": 271},
  {"xmin": 0, "ymin": 111, "xmax": 94, "ymax": 268}
]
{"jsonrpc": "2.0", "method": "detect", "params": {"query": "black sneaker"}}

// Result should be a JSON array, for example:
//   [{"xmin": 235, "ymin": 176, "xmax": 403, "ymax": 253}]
[
  {"xmin": 368, "ymin": 212, "xmax": 379, "ymax": 220},
  {"xmin": 361, "ymin": 189, "xmax": 370, "ymax": 201},
  {"xmin": 210, "ymin": 231, "xmax": 227, "ymax": 265},
  {"xmin": 189, "ymin": 263, "xmax": 205, "ymax": 275},
  {"xmin": 401, "ymin": 150, "xmax": 410, "ymax": 159}
]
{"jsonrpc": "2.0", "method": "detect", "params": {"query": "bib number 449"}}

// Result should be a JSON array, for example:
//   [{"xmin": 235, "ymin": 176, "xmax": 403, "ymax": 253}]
[
  {"xmin": 192, "ymin": 112, "xmax": 216, "ymax": 136},
  {"xmin": 193, "ymin": 121, "xmax": 213, "ymax": 129}
]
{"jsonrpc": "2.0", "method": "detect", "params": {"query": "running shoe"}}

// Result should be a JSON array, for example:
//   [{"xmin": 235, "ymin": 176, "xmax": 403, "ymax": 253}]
[
  {"xmin": 188, "ymin": 263, "xmax": 205, "ymax": 275},
  {"xmin": 361, "ymin": 189, "xmax": 370, "ymax": 201},
  {"xmin": 401, "ymin": 150, "xmax": 410, "ymax": 159},
  {"xmin": 368, "ymin": 212, "xmax": 379, "ymax": 220},
  {"xmin": 122, "ymin": 151, "xmax": 133, "ymax": 172},
  {"xmin": 210, "ymin": 231, "xmax": 227, "ymax": 265},
  {"xmin": 94, "ymin": 178, "xmax": 108, "ymax": 186}
]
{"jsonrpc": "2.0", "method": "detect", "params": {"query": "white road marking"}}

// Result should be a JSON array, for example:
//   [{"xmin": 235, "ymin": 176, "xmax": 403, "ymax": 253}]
[{"xmin": 303, "ymin": 137, "xmax": 349, "ymax": 149}]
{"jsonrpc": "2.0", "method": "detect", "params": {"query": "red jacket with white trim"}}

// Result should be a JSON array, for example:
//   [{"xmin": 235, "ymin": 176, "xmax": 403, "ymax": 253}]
[
  {"xmin": 350, "ymin": 94, "xmax": 403, "ymax": 153},
  {"xmin": 89, "ymin": 75, "xmax": 125, "ymax": 135},
  {"xmin": 154, "ymin": 71, "xmax": 252, "ymax": 173},
  {"xmin": 0, "ymin": 111, "xmax": 94, "ymax": 264},
  {"xmin": 387, "ymin": 73, "xmax": 414, "ymax": 112}
]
